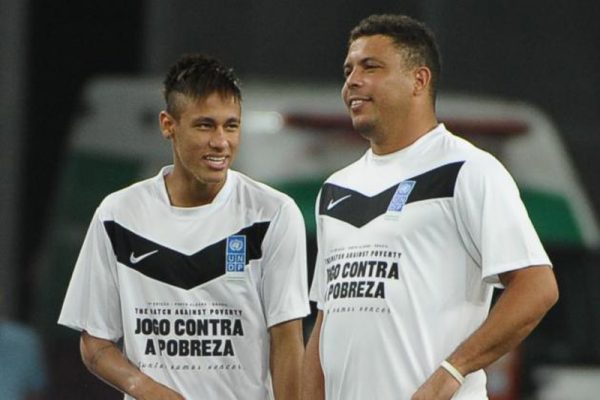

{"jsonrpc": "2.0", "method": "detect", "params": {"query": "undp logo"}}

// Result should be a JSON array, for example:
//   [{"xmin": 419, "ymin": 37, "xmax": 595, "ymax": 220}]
[
  {"xmin": 387, "ymin": 180, "xmax": 416, "ymax": 213},
  {"xmin": 226, "ymin": 235, "xmax": 247, "ymax": 276},
  {"xmin": 398, "ymin": 180, "xmax": 415, "ymax": 195},
  {"xmin": 229, "ymin": 238, "xmax": 244, "ymax": 252}
]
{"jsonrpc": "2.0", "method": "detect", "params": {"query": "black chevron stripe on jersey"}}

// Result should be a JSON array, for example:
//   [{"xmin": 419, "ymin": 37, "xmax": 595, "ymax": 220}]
[
  {"xmin": 319, "ymin": 161, "xmax": 465, "ymax": 228},
  {"xmin": 103, "ymin": 221, "xmax": 270, "ymax": 289}
]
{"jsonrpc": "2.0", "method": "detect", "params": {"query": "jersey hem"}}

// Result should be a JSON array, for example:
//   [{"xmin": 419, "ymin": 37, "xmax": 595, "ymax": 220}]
[
  {"xmin": 482, "ymin": 257, "xmax": 552, "ymax": 285},
  {"xmin": 267, "ymin": 308, "xmax": 311, "ymax": 328},
  {"xmin": 57, "ymin": 320, "xmax": 122, "ymax": 342},
  {"xmin": 309, "ymin": 297, "xmax": 324, "ymax": 310}
]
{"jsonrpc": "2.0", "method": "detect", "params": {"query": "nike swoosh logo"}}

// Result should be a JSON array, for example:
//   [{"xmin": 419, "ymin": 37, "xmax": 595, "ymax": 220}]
[
  {"xmin": 327, "ymin": 194, "xmax": 352, "ymax": 210},
  {"xmin": 130, "ymin": 250, "xmax": 158, "ymax": 264}
]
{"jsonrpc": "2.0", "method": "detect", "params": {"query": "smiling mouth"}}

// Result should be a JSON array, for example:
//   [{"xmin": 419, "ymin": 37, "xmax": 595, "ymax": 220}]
[
  {"xmin": 204, "ymin": 155, "xmax": 228, "ymax": 169},
  {"xmin": 348, "ymin": 97, "xmax": 371, "ymax": 111}
]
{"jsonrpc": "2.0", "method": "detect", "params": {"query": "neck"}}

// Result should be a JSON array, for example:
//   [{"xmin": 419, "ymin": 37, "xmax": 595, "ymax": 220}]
[
  {"xmin": 370, "ymin": 106, "xmax": 438, "ymax": 155},
  {"xmin": 164, "ymin": 169, "xmax": 226, "ymax": 207}
]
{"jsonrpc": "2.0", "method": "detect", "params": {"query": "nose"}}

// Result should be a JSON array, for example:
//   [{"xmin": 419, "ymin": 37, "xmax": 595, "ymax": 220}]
[
  {"xmin": 344, "ymin": 68, "xmax": 362, "ymax": 89},
  {"xmin": 342, "ymin": 69, "xmax": 361, "ymax": 101},
  {"xmin": 208, "ymin": 127, "xmax": 228, "ymax": 150}
]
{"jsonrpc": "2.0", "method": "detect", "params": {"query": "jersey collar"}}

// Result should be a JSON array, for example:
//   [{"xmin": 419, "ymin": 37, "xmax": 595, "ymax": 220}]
[{"xmin": 154, "ymin": 165, "xmax": 236, "ymax": 216}]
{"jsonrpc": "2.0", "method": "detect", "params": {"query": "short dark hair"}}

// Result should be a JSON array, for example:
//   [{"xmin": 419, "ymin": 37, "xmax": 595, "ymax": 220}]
[
  {"xmin": 163, "ymin": 53, "xmax": 241, "ymax": 118},
  {"xmin": 349, "ymin": 14, "xmax": 442, "ymax": 97}
]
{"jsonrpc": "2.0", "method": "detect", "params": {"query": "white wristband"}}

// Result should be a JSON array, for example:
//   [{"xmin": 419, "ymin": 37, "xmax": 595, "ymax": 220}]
[{"xmin": 440, "ymin": 360, "xmax": 465, "ymax": 385}]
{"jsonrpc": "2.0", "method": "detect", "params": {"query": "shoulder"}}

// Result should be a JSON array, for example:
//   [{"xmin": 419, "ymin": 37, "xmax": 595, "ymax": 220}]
[
  {"xmin": 439, "ymin": 130, "xmax": 511, "ymax": 182},
  {"xmin": 458, "ymin": 148, "xmax": 513, "ymax": 187},
  {"xmin": 437, "ymin": 129, "xmax": 496, "ymax": 164},
  {"xmin": 230, "ymin": 170, "xmax": 300, "ymax": 214},
  {"xmin": 439, "ymin": 132, "xmax": 520, "ymax": 202},
  {"xmin": 96, "ymin": 175, "xmax": 157, "ymax": 219}
]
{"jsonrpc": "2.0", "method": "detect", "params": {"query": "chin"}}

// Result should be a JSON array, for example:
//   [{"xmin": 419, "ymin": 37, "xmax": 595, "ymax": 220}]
[
  {"xmin": 207, "ymin": 174, "xmax": 228, "ymax": 185},
  {"xmin": 193, "ymin": 170, "xmax": 228, "ymax": 185},
  {"xmin": 353, "ymin": 119, "xmax": 377, "ymax": 137}
]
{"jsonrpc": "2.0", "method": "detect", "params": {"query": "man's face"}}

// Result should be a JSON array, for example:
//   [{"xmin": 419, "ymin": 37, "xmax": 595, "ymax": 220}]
[
  {"xmin": 341, "ymin": 34, "xmax": 415, "ymax": 137},
  {"xmin": 161, "ymin": 92, "xmax": 241, "ymax": 187}
]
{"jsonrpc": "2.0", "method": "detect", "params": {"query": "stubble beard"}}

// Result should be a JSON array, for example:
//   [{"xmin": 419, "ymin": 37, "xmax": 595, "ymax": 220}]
[{"xmin": 353, "ymin": 117, "xmax": 379, "ymax": 141}]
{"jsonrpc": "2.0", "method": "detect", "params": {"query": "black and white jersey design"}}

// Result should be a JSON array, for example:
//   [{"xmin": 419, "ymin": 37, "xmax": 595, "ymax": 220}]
[
  {"xmin": 59, "ymin": 167, "xmax": 310, "ymax": 400},
  {"xmin": 309, "ymin": 124, "xmax": 550, "ymax": 400},
  {"xmin": 319, "ymin": 161, "xmax": 464, "ymax": 228}
]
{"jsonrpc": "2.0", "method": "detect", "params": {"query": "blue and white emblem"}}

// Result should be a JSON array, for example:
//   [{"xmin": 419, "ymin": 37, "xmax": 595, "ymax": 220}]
[
  {"xmin": 387, "ymin": 180, "xmax": 416, "ymax": 213},
  {"xmin": 226, "ymin": 235, "xmax": 246, "ymax": 277}
]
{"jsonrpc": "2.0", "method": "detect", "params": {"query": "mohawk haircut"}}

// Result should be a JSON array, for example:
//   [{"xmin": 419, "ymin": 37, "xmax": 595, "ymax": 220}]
[
  {"xmin": 163, "ymin": 53, "xmax": 241, "ymax": 118},
  {"xmin": 349, "ymin": 14, "xmax": 442, "ymax": 97}
]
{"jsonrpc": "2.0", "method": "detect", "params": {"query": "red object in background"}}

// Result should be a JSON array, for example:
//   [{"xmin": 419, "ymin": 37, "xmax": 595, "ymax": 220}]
[{"xmin": 486, "ymin": 348, "xmax": 521, "ymax": 400}]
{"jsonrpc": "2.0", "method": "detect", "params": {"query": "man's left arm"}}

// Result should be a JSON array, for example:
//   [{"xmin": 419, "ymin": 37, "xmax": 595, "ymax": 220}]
[
  {"xmin": 412, "ymin": 264, "xmax": 558, "ymax": 400},
  {"xmin": 270, "ymin": 319, "xmax": 305, "ymax": 400}
]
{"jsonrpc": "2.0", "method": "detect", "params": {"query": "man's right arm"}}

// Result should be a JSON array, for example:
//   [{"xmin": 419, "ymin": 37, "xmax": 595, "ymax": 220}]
[
  {"xmin": 301, "ymin": 310, "xmax": 325, "ymax": 400},
  {"xmin": 80, "ymin": 331, "xmax": 184, "ymax": 400}
]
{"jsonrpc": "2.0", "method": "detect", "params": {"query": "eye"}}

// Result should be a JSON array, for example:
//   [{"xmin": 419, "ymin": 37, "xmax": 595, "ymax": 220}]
[
  {"xmin": 226, "ymin": 123, "xmax": 240, "ymax": 131},
  {"xmin": 195, "ymin": 122, "xmax": 213, "ymax": 130},
  {"xmin": 364, "ymin": 63, "xmax": 380, "ymax": 72}
]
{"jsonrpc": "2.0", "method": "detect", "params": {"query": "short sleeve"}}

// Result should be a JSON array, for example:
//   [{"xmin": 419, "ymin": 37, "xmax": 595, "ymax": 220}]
[
  {"xmin": 454, "ymin": 155, "xmax": 551, "ymax": 284},
  {"xmin": 309, "ymin": 190, "xmax": 327, "ymax": 309},
  {"xmin": 57, "ymin": 208, "xmax": 123, "ymax": 341},
  {"xmin": 260, "ymin": 200, "xmax": 310, "ymax": 327}
]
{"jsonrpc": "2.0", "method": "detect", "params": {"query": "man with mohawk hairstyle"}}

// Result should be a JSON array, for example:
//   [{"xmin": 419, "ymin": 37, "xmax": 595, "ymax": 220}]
[{"xmin": 59, "ymin": 53, "xmax": 309, "ymax": 400}]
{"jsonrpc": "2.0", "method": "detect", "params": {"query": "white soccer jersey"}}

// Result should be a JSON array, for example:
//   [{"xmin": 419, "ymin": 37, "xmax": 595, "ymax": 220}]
[
  {"xmin": 59, "ymin": 166, "xmax": 310, "ymax": 400},
  {"xmin": 309, "ymin": 124, "xmax": 550, "ymax": 400}
]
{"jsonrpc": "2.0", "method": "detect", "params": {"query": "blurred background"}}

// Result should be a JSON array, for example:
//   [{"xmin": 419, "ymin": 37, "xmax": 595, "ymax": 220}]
[{"xmin": 1, "ymin": 0, "xmax": 600, "ymax": 399}]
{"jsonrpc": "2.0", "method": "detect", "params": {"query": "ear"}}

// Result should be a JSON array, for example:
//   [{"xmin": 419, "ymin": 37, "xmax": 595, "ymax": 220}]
[
  {"xmin": 159, "ymin": 111, "xmax": 176, "ymax": 139},
  {"xmin": 413, "ymin": 66, "xmax": 432, "ymax": 96}
]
